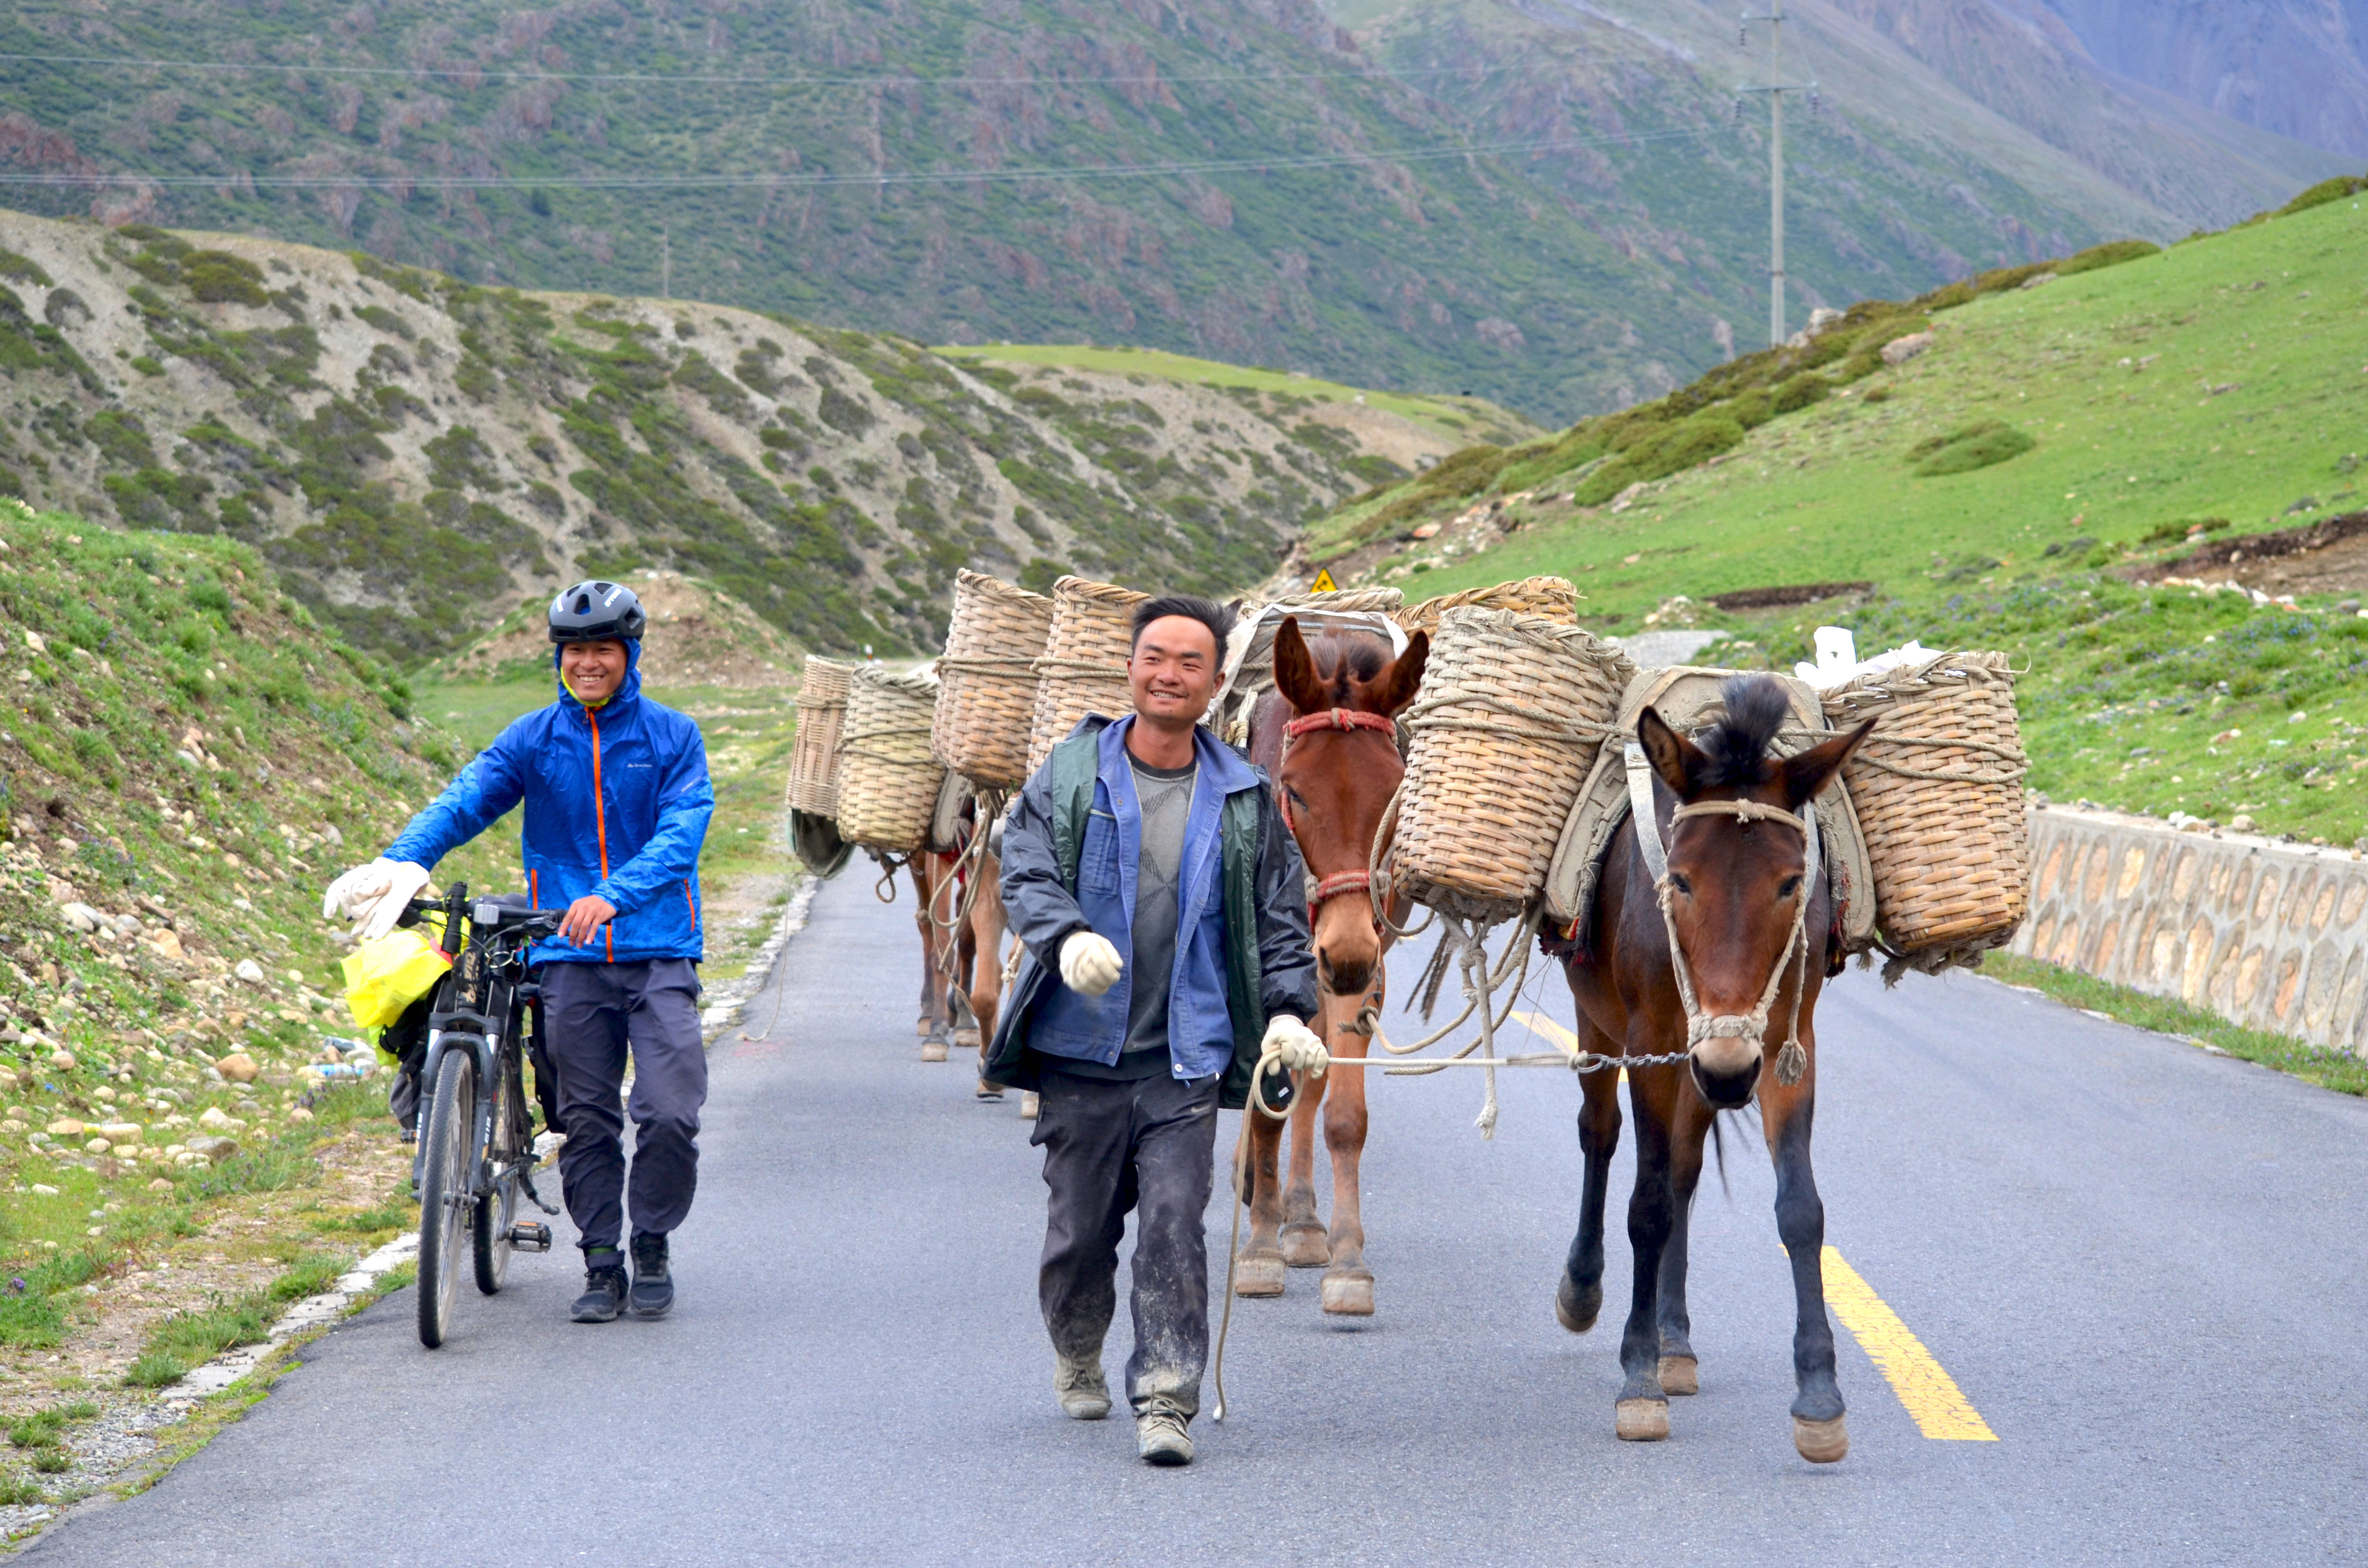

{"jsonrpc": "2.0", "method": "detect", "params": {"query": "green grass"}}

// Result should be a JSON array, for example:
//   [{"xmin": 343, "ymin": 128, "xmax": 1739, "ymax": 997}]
[
  {"xmin": 1985, "ymin": 954, "xmax": 2368, "ymax": 1096},
  {"xmin": 123, "ymin": 1248, "xmax": 350, "ymax": 1389},
  {"xmin": 930, "ymin": 343, "xmax": 1534, "ymax": 442}
]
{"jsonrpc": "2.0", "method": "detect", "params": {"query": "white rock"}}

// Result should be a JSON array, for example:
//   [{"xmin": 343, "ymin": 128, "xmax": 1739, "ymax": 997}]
[
  {"xmin": 233, "ymin": 958, "xmax": 266, "ymax": 985},
  {"xmin": 59, "ymin": 902, "xmax": 101, "ymax": 933}
]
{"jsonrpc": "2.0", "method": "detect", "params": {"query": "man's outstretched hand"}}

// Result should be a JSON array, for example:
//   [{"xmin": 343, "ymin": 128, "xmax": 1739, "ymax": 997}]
[{"xmin": 559, "ymin": 894, "xmax": 618, "ymax": 947}]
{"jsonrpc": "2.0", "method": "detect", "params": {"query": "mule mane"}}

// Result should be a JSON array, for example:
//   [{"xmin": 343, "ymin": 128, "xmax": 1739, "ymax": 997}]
[
  {"xmin": 1297, "ymin": 627, "xmax": 1396, "ymax": 709},
  {"xmin": 1693, "ymin": 675, "xmax": 1791, "ymax": 791}
]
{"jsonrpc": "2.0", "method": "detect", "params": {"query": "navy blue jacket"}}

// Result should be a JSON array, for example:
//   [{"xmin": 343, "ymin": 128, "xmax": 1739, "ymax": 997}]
[{"xmin": 385, "ymin": 642, "xmax": 714, "ymax": 965}]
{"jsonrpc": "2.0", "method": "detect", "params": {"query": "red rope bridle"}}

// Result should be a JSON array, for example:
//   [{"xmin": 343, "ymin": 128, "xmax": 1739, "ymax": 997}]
[{"xmin": 1277, "ymin": 707, "xmax": 1399, "ymax": 924}]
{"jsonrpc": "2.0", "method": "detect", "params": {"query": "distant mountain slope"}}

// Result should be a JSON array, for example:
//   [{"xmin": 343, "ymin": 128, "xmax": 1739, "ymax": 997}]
[
  {"xmin": 0, "ymin": 208, "xmax": 1468, "ymax": 661},
  {"xmin": 0, "ymin": 0, "xmax": 2314, "ymax": 423}
]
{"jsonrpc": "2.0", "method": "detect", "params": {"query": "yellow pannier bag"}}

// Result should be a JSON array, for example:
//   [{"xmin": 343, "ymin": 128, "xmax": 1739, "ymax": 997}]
[{"xmin": 342, "ymin": 928, "xmax": 453, "ymax": 1030}]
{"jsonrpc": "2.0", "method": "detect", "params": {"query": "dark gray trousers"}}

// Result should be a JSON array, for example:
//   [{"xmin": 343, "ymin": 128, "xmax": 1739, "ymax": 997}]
[
  {"xmin": 539, "ymin": 957, "xmax": 706, "ymax": 1255},
  {"xmin": 1032, "ymin": 1065, "xmax": 1219, "ymax": 1421}
]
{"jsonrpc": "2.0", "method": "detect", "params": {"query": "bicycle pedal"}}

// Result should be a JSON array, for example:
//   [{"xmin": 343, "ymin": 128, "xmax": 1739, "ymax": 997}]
[{"xmin": 507, "ymin": 1222, "xmax": 553, "ymax": 1252}]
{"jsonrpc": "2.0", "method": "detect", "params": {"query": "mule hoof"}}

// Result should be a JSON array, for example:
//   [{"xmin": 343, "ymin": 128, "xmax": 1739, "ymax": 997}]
[
  {"xmin": 1554, "ymin": 1276, "xmax": 1601, "ymax": 1335},
  {"xmin": 1658, "ymin": 1355, "xmax": 1699, "ymax": 1396},
  {"xmin": 1018, "ymin": 1092, "xmax": 1040, "ymax": 1121},
  {"xmin": 1279, "ymin": 1222, "xmax": 1330, "ymax": 1268},
  {"xmin": 915, "ymin": 1016, "xmax": 933, "ymax": 1038},
  {"xmin": 975, "ymin": 1079, "xmax": 1005, "ymax": 1101},
  {"xmin": 1793, "ymin": 1414, "xmax": 1849, "ymax": 1464},
  {"xmin": 952, "ymin": 1026, "xmax": 982, "ymax": 1050},
  {"xmin": 920, "ymin": 1036, "xmax": 950, "ymax": 1063},
  {"xmin": 1615, "ymin": 1399, "xmax": 1669, "ymax": 1442},
  {"xmin": 1235, "ymin": 1252, "xmax": 1286, "ymax": 1298},
  {"xmin": 1319, "ymin": 1268, "xmax": 1374, "ymax": 1316}
]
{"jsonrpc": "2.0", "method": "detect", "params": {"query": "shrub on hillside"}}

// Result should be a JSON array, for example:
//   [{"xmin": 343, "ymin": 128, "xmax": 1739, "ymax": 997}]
[
  {"xmin": 1572, "ymin": 414, "xmax": 1745, "ymax": 505},
  {"xmin": 2058, "ymin": 239, "xmax": 2162, "ymax": 275},
  {"xmin": 1771, "ymin": 374, "xmax": 1830, "ymax": 415},
  {"xmin": 2277, "ymin": 173, "xmax": 2368, "ymax": 216},
  {"xmin": 1908, "ymin": 419, "xmax": 2035, "ymax": 477}
]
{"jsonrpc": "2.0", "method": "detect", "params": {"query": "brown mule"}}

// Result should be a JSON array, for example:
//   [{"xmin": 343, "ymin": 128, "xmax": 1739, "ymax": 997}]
[
  {"xmin": 1238, "ymin": 616, "xmax": 1428, "ymax": 1315},
  {"xmin": 1555, "ymin": 674, "xmax": 1873, "ymax": 1462}
]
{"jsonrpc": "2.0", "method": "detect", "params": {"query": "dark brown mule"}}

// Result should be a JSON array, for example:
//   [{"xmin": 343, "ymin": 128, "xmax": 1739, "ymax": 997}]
[
  {"xmin": 906, "ymin": 850, "xmax": 964, "ymax": 1059},
  {"xmin": 1239, "ymin": 616, "xmax": 1428, "ymax": 1314},
  {"xmin": 1555, "ymin": 674, "xmax": 1872, "ymax": 1460}
]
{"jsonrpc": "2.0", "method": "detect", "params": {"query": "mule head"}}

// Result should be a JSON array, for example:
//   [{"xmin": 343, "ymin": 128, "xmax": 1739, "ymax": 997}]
[
  {"xmin": 1636, "ymin": 675, "xmax": 1873, "ymax": 1107},
  {"xmin": 1272, "ymin": 616, "xmax": 1429, "ymax": 1000}
]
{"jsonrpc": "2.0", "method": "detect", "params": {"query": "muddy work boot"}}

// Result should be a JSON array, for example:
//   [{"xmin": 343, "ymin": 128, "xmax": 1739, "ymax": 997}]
[
  {"xmin": 570, "ymin": 1252, "xmax": 628, "ymax": 1324},
  {"xmin": 629, "ymin": 1232, "xmax": 674, "ymax": 1320},
  {"xmin": 1053, "ymin": 1354, "xmax": 1110, "ymax": 1421},
  {"xmin": 1135, "ymin": 1409, "xmax": 1194, "ymax": 1467}
]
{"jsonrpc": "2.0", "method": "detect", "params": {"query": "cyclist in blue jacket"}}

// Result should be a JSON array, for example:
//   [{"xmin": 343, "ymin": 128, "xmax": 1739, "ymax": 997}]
[{"xmin": 323, "ymin": 581, "xmax": 715, "ymax": 1323}]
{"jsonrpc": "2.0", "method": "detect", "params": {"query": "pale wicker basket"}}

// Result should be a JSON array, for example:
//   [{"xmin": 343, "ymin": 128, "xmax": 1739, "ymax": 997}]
[
  {"xmin": 1393, "ymin": 607, "xmax": 1634, "ymax": 919},
  {"xmin": 787, "ymin": 658, "xmax": 853, "ymax": 817},
  {"xmin": 1820, "ymin": 650, "xmax": 2030, "ymax": 959},
  {"xmin": 1397, "ymin": 575, "xmax": 1579, "ymax": 637},
  {"xmin": 932, "ymin": 570, "xmax": 1055, "ymax": 789},
  {"xmin": 835, "ymin": 667, "xmax": 947, "ymax": 853},
  {"xmin": 1024, "ymin": 576, "xmax": 1149, "ymax": 777}
]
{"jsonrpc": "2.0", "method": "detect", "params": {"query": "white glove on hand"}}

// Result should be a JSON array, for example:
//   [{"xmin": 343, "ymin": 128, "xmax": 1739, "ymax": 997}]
[
  {"xmin": 1263, "ymin": 1015, "xmax": 1327, "ymax": 1076},
  {"xmin": 1057, "ymin": 932, "xmax": 1124, "ymax": 997},
  {"xmin": 323, "ymin": 858, "xmax": 433, "ymax": 943}
]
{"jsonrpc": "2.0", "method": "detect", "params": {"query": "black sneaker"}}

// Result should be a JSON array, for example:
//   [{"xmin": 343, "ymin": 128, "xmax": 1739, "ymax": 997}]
[
  {"xmin": 570, "ymin": 1255, "xmax": 628, "ymax": 1324},
  {"xmin": 629, "ymin": 1232, "xmax": 673, "ymax": 1319}
]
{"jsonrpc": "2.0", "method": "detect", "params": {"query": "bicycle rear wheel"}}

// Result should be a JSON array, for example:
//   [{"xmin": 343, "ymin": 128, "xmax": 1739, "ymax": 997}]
[{"xmin": 415, "ymin": 1050, "xmax": 477, "ymax": 1348}]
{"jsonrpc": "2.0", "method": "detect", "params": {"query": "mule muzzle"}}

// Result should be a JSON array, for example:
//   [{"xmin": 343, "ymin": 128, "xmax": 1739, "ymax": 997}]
[{"xmin": 1688, "ymin": 1016, "xmax": 1764, "ymax": 1107}]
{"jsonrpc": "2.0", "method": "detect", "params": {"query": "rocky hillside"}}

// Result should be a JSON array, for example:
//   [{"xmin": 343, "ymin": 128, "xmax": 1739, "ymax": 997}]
[
  {"xmin": 0, "ymin": 209, "xmax": 1480, "ymax": 661},
  {"xmin": 0, "ymin": 0, "xmax": 2328, "ymax": 423},
  {"xmin": 435, "ymin": 569, "xmax": 801, "ymax": 690}
]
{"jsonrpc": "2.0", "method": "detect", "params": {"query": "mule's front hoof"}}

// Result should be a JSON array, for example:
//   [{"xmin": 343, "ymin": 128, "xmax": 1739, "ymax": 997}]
[
  {"xmin": 1658, "ymin": 1355, "xmax": 1699, "ymax": 1396},
  {"xmin": 1018, "ymin": 1092, "xmax": 1040, "ymax": 1121},
  {"xmin": 1793, "ymin": 1414, "xmax": 1849, "ymax": 1464},
  {"xmin": 974, "ymin": 1079, "xmax": 1005, "ymax": 1101},
  {"xmin": 1615, "ymin": 1399, "xmax": 1670, "ymax": 1442},
  {"xmin": 952, "ymin": 1026, "xmax": 982, "ymax": 1050},
  {"xmin": 920, "ymin": 1035, "xmax": 950, "ymax": 1063},
  {"xmin": 1279, "ymin": 1221, "xmax": 1330, "ymax": 1268},
  {"xmin": 1554, "ymin": 1275, "xmax": 1601, "ymax": 1334},
  {"xmin": 1319, "ymin": 1267, "xmax": 1374, "ymax": 1316},
  {"xmin": 1234, "ymin": 1251, "xmax": 1286, "ymax": 1298}
]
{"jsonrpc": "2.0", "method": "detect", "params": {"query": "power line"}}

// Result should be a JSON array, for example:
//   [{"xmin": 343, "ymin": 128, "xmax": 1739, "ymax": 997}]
[
  {"xmin": 0, "ymin": 48, "xmax": 1516, "ymax": 90},
  {"xmin": 0, "ymin": 125, "xmax": 1721, "ymax": 194}
]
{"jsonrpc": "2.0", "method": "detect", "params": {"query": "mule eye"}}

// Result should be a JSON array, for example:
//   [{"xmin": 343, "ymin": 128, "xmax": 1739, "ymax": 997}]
[
  {"xmin": 1778, "ymin": 874, "xmax": 1802, "ymax": 899},
  {"xmin": 1668, "ymin": 871, "xmax": 1692, "ymax": 896}
]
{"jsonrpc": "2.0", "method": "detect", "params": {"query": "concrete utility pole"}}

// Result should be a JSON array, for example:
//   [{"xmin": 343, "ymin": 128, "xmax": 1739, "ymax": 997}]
[
  {"xmin": 661, "ymin": 225, "xmax": 672, "ymax": 302},
  {"xmin": 1739, "ymin": 3, "xmax": 1817, "ymax": 347}
]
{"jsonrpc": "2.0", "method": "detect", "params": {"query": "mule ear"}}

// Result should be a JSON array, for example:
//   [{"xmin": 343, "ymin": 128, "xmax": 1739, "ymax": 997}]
[
  {"xmin": 1778, "ymin": 718, "xmax": 1876, "ymax": 809},
  {"xmin": 1637, "ymin": 706, "xmax": 1705, "ymax": 798},
  {"xmin": 1272, "ymin": 617, "xmax": 1329, "ymax": 715},
  {"xmin": 1368, "ymin": 629, "xmax": 1428, "ymax": 718}
]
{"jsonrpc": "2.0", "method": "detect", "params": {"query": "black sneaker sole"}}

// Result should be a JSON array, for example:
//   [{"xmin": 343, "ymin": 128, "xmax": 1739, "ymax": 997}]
[
  {"xmin": 629, "ymin": 1288, "xmax": 673, "ymax": 1319},
  {"xmin": 570, "ymin": 1302, "xmax": 622, "ymax": 1323}
]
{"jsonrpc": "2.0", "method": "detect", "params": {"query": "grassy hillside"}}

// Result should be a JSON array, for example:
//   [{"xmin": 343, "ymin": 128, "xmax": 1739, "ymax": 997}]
[
  {"xmin": 0, "ymin": 209, "xmax": 1461, "ymax": 663},
  {"xmin": 1324, "ymin": 176, "xmax": 2368, "ymax": 844},
  {"xmin": 0, "ymin": 0, "xmax": 2268, "ymax": 422}
]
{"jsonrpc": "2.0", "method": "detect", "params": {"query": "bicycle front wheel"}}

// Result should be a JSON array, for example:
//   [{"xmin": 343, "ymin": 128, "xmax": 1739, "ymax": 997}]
[
  {"xmin": 415, "ymin": 1050, "xmax": 477, "ymax": 1348},
  {"xmin": 473, "ymin": 1047, "xmax": 518, "ymax": 1297}
]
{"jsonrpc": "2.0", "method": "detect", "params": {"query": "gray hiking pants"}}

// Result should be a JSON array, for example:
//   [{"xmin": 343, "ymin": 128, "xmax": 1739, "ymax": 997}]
[
  {"xmin": 1032, "ymin": 1065, "xmax": 1219, "ymax": 1421},
  {"xmin": 539, "ymin": 958, "xmax": 707, "ymax": 1255}
]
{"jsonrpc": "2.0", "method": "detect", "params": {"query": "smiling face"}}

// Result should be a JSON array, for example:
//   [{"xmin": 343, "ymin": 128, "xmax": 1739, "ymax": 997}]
[
  {"xmin": 559, "ymin": 638, "xmax": 629, "ymax": 706},
  {"xmin": 1127, "ymin": 613, "xmax": 1223, "ymax": 731}
]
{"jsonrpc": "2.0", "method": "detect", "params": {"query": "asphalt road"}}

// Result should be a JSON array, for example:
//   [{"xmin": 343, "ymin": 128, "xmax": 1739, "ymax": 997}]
[{"xmin": 28, "ymin": 870, "xmax": 2368, "ymax": 1566}]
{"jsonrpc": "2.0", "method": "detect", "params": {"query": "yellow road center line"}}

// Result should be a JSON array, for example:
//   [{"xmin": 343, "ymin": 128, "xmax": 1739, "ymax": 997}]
[
  {"xmin": 1511, "ymin": 1010, "xmax": 1626, "ymax": 1082},
  {"xmin": 1821, "ymin": 1247, "xmax": 1998, "ymax": 1441}
]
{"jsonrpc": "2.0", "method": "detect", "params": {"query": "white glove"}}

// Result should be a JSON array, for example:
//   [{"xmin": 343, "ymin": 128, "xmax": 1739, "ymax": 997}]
[
  {"xmin": 1057, "ymin": 932, "xmax": 1123, "ymax": 997},
  {"xmin": 1263, "ymin": 1015, "xmax": 1327, "ymax": 1076},
  {"xmin": 322, "ymin": 858, "xmax": 433, "ymax": 943}
]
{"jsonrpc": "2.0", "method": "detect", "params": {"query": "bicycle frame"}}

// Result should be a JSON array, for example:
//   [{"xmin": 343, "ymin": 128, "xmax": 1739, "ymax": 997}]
[{"xmin": 409, "ymin": 888, "xmax": 556, "ymax": 1202}]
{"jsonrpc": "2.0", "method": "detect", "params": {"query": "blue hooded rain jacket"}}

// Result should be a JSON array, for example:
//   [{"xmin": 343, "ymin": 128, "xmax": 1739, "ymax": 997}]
[{"xmin": 385, "ymin": 640, "xmax": 714, "ymax": 965}]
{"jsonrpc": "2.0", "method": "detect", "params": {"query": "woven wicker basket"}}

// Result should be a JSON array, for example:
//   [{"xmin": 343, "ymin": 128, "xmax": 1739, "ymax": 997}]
[
  {"xmin": 1820, "ymin": 650, "xmax": 2030, "ymax": 957},
  {"xmin": 1397, "ymin": 576, "xmax": 1579, "ymax": 637},
  {"xmin": 932, "ymin": 570, "xmax": 1056, "ymax": 788},
  {"xmin": 835, "ymin": 667, "xmax": 947, "ymax": 853},
  {"xmin": 787, "ymin": 658, "xmax": 854, "ymax": 817},
  {"xmin": 1024, "ymin": 576, "xmax": 1149, "ymax": 776},
  {"xmin": 1393, "ymin": 607, "xmax": 1635, "ymax": 919}
]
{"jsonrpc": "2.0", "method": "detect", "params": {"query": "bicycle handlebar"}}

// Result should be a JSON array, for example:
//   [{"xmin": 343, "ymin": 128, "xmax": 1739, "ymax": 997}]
[{"xmin": 395, "ymin": 895, "xmax": 565, "ymax": 945}]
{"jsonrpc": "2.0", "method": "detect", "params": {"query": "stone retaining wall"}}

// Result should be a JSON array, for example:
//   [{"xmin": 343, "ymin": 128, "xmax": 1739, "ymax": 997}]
[{"xmin": 2010, "ymin": 805, "xmax": 2368, "ymax": 1053}]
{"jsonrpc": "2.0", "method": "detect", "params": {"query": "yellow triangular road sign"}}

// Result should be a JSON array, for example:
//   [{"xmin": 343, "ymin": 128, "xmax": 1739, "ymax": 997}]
[{"xmin": 1309, "ymin": 568, "xmax": 1339, "ymax": 593}]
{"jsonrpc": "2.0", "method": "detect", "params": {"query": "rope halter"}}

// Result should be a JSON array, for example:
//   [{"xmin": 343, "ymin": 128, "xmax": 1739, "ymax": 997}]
[
  {"xmin": 1278, "ymin": 708, "xmax": 1400, "ymax": 924},
  {"xmin": 1626, "ymin": 745, "xmax": 1821, "ymax": 1087}
]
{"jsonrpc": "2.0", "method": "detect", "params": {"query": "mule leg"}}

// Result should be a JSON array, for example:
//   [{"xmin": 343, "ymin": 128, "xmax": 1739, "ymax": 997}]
[
  {"xmin": 913, "ymin": 861, "xmax": 953, "ymax": 1060},
  {"xmin": 1317, "ymin": 985, "xmax": 1375, "ymax": 1316},
  {"xmin": 1556, "ymin": 1026, "xmax": 1623, "ymax": 1334},
  {"xmin": 1763, "ymin": 1035, "xmax": 1846, "ymax": 1462},
  {"xmin": 1236, "ymin": 1093, "xmax": 1289, "ymax": 1298},
  {"xmin": 1614, "ymin": 1061, "xmax": 1679, "ymax": 1441},
  {"xmin": 1655, "ymin": 1090, "xmax": 1714, "ymax": 1397},
  {"xmin": 1278, "ymin": 1058, "xmax": 1330, "ymax": 1268}
]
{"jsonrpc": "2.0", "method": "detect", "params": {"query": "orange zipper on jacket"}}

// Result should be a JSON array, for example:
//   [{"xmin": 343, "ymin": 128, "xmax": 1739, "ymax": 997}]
[{"xmin": 588, "ymin": 707, "xmax": 613, "ymax": 962}]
